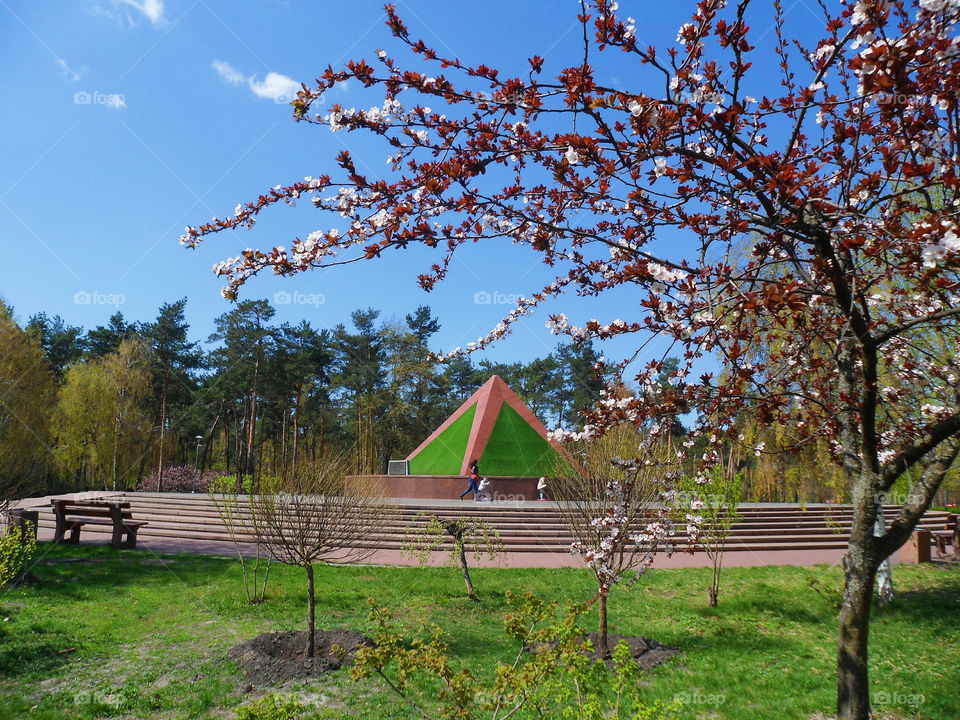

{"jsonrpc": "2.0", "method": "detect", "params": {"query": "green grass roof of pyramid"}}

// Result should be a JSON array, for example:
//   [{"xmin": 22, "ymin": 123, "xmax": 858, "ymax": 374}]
[{"xmin": 405, "ymin": 375, "xmax": 574, "ymax": 477}]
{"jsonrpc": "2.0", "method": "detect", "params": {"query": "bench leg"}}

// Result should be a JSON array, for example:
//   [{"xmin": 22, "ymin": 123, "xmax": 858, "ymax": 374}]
[
  {"xmin": 68, "ymin": 524, "xmax": 81, "ymax": 544},
  {"xmin": 53, "ymin": 522, "xmax": 65, "ymax": 543},
  {"xmin": 122, "ymin": 527, "xmax": 138, "ymax": 549},
  {"xmin": 111, "ymin": 525, "xmax": 124, "ymax": 549}
]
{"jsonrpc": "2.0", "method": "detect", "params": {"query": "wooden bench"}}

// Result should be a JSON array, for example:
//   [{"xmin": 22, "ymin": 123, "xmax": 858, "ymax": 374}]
[
  {"xmin": 931, "ymin": 515, "xmax": 958, "ymax": 558},
  {"xmin": 50, "ymin": 499, "xmax": 147, "ymax": 549}
]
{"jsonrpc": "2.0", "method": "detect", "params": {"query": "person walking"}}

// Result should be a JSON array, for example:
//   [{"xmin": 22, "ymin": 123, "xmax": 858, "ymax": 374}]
[
  {"xmin": 537, "ymin": 476, "xmax": 548, "ymax": 501},
  {"xmin": 460, "ymin": 459, "xmax": 480, "ymax": 500}
]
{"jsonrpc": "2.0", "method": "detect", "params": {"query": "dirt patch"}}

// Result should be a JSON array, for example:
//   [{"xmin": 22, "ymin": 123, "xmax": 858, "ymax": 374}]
[
  {"xmin": 585, "ymin": 633, "xmax": 681, "ymax": 670},
  {"xmin": 535, "ymin": 633, "xmax": 680, "ymax": 671},
  {"xmin": 229, "ymin": 630, "xmax": 374, "ymax": 685}
]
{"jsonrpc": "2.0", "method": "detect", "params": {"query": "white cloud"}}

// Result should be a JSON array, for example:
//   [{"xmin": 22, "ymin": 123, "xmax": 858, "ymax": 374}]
[
  {"xmin": 117, "ymin": 0, "xmax": 164, "ymax": 24},
  {"xmin": 212, "ymin": 60, "xmax": 300, "ymax": 103},
  {"xmin": 56, "ymin": 58, "xmax": 82, "ymax": 82},
  {"xmin": 212, "ymin": 60, "xmax": 246, "ymax": 85},
  {"xmin": 95, "ymin": 0, "xmax": 164, "ymax": 26},
  {"xmin": 248, "ymin": 72, "xmax": 300, "ymax": 102}
]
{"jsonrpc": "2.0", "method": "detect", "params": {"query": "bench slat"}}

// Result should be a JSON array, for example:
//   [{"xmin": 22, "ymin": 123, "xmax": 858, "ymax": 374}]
[{"xmin": 50, "ymin": 498, "xmax": 145, "ymax": 548}]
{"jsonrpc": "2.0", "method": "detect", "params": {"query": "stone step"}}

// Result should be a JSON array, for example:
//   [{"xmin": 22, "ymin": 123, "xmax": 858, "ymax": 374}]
[
  {"xmin": 35, "ymin": 519, "xmax": 854, "ymax": 553},
  {"xmin": 61, "ymin": 497, "xmax": 953, "ymax": 527},
  {"xmin": 31, "ymin": 493, "xmax": 952, "ymax": 555}
]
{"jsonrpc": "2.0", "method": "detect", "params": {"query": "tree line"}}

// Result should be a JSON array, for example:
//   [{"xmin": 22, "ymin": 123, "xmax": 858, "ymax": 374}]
[
  {"xmin": 2, "ymin": 297, "xmax": 956, "ymax": 504},
  {"xmin": 0, "ymin": 298, "xmax": 604, "ymax": 496}
]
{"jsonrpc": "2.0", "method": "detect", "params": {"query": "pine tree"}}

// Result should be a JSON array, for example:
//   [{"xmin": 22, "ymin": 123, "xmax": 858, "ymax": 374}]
[{"xmin": 141, "ymin": 299, "xmax": 203, "ymax": 491}]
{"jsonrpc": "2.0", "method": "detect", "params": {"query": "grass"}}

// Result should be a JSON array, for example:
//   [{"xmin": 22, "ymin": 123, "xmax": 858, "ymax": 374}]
[{"xmin": 0, "ymin": 543, "xmax": 957, "ymax": 719}]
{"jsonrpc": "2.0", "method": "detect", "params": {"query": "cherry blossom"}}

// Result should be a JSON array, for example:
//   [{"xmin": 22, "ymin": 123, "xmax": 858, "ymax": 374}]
[{"xmin": 183, "ymin": 4, "xmax": 960, "ymax": 716}]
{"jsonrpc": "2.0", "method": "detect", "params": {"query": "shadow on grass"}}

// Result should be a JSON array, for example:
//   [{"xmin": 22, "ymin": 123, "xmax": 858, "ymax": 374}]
[
  {"xmin": 23, "ymin": 543, "xmax": 238, "ymax": 600},
  {"xmin": 0, "ymin": 635, "xmax": 74, "ymax": 680},
  {"xmin": 874, "ymin": 586, "xmax": 960, "ymax": 632}
]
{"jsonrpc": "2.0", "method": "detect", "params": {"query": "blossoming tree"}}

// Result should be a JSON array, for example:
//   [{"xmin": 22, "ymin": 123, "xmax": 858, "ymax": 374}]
[
  {"xmin": 182, "ymin": 2, "xmax": 960, "ymax": 718},
  {"xmin": 553, "ymin": 426, "xmax": 674, "ymax": 657}
]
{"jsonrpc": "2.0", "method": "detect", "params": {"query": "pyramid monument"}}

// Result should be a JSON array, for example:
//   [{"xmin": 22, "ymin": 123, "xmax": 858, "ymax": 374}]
[{"xmin": 405, "ymin": 375, "xmax": 575, "ymax": 477}]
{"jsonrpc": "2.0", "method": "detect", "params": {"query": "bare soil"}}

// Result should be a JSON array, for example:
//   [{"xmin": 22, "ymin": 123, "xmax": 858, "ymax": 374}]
[
  {"xmin": 533, "ymin": 632, "xmax": 681, "ymax": 671},
  {"xmin": 229, "ymin": 630, "xmax": 374, "ymax": 685},
  {"xmin": 582, "ymin": 633, "xmax": 681, "ymax": 670}
]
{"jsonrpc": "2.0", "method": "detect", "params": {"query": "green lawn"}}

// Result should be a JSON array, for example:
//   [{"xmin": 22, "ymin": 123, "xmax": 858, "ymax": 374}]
[{"xmin": 0, "ymin": 543, "xmax": 957, "ymax": 719}]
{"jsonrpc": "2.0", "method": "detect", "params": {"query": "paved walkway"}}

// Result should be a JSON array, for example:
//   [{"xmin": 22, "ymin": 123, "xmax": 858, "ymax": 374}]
[{"xmin": 33, "ymin": 525, "xmax": 848, "ymax": 569}]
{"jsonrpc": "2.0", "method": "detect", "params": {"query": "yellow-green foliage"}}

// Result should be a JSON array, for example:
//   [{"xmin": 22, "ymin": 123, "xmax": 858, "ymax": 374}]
[
  {"xmin": 234, "ymin": 693, "xmax": 307, "ymax": 720},
  {"xmin": 0, "ymin": 303, "xmax": 55, "ymax": 497},
  {"xmin": 53, "ymin": 339, "xmax": 153, "ymax": 489},
  {"xmin": 352, "ymin": 593, "xmax": 684, "ymax": 719},
  {"xmin": 0, "ymin": 522, "xmax": 36, "ymax": 588}
]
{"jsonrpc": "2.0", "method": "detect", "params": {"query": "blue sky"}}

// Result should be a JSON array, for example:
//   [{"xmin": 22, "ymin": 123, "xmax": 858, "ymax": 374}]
[{"xmin": 0, "ymin": 0, "xmax": 825, "ymax": 364}]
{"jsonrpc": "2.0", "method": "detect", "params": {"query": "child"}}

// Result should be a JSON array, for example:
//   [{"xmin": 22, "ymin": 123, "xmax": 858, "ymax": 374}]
[
  {"xmin": 537, "ymin": 477, "xmax": 548, "ymax": 501},
  {"xmin": 477, "ymin": 476, "xmax": 492, "ymax": 502}
]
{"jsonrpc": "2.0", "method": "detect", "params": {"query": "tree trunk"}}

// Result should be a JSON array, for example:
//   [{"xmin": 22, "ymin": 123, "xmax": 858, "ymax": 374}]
[
  {"xmin": 458, "ymin": 543, "xmax": 476, "ymax": 597},
  {"xmin": 305, "ymin": 563, "xmax": 316, "ymax": 657},
  {"xmin": 356, "ymin": 398, "xmax": 362, "ymax": 474},
  {"xmin": 708, "ymin": 561, "xmax": 720, "ymax": 607},
  {"xmin": 291, "ymin": 389, "xmax": 300, "ymax": 475},
  {"xmin": 598, "ymin": 592, "xmax": 609, "ymax": 658},
  {"xmin": 838, "ymin": 537, "xmax": 879, "ymax": 719},
  {"xmin": 157, "ymin": 375, "xmax": 168, "ymax": 492},
  {"xmin": 874, "ymin": 512, "xmax": 894, "ymax": 605},
  {"xmin": 290, "ymin": 391, "xmax": 300, "ymax": 475},
  {"xmin": 279, "ymin": 407, "xmax": 288, "ymax": 478},
  {"xmin": 111, "ymin": 413, "xmax": 120, "ymax": 491},
  {"xmin": 246, "ymin": 344, "xmax": 260, "ymax": 478}
]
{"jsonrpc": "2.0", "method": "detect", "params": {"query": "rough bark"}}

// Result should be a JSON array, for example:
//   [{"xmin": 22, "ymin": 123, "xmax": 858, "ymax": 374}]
[
  {"xmin": 838, "ymin": 548, "xmax": 877, "ymax": 720},
  {"xmin": 838, "ymin": 477, "xmax": 881, "ymax": 720},
  {"xmin": 873, "ymin": 513, "xmax": 894, "ymax": 606}
]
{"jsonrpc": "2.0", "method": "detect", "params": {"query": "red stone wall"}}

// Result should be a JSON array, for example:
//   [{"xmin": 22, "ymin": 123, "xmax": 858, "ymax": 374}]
[{"xmin": 347, "ymin": 474, "xmax": 540, "ymax": 501}]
